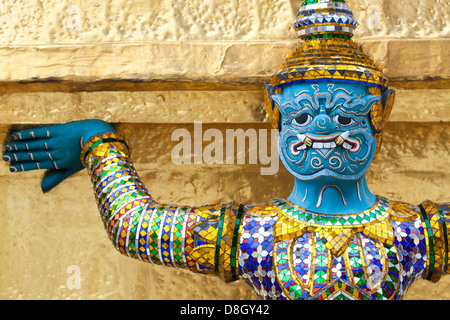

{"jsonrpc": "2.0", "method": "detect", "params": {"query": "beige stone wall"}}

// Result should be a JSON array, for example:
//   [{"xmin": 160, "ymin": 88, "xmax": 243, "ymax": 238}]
[{"xmin": 0, "ymin": 0, "xmax": 449, "ymax": 300}]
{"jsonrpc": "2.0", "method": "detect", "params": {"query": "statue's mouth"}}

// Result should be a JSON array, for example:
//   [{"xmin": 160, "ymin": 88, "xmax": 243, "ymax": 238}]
[{"xmin": 290, "ymin": 131, "xmax": 360, "ymax": 156}]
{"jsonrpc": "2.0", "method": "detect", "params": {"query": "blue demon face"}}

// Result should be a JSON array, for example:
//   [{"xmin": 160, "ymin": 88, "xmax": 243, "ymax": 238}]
[{"xmin": 273, "ymin": 82, "xmax": 380, "ymax": 181}]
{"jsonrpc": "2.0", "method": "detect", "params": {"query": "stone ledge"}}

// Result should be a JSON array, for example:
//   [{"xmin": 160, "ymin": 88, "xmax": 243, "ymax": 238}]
[
  {"xmin": 0, "ymin": 39, "xmax": 448, "ymax": 83},
  {"xmin": 0, "ymin": 79, "xmax": 448, "ymax": 94}
]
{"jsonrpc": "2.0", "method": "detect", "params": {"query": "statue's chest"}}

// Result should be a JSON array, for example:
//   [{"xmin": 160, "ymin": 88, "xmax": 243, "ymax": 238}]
[
  {"xmin": 239, "ymin": 200, "xmax": 428, "ymax": 300},
  {"xmin": 273, "ymin": 232, "xmax": 401, "ymax": 300}
]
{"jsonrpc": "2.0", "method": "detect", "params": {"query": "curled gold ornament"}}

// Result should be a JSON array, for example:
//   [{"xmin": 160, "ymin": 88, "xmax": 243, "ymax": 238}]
[
  {"xmin": 370, "ymin": 90, "xmax": 396, "ymax": 159},
  {"xmin": 370, "ymin": 90, "xmax": 396, "ymax": 133},
  {"xmin": 264, "ymin": 85, "xmax": 281, "ymax": 130}
]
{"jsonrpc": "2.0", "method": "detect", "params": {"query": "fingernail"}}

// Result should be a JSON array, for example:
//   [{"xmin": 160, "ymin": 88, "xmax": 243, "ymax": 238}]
[
  {"xmin": 9, "ymin": 167, "xmax": 17, "ymax": 173},
  {"xmin": 3, "ymin": 156, "xmax": 10, "ymax": 162},
  {"xmin": 5, "ymin": 145, "xmax": 12, "ymax": 151}
]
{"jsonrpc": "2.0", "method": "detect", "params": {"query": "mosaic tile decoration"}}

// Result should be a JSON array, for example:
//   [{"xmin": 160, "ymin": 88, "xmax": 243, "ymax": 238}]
[
  {"xmin": 264, "ymin": 0, "xmax": 393, "ymax": 160},
  {"xmin": 296, "ymin": 0, "xmax": 358, "ymax": 40},
  {"xmin": 81, "ymin": 133, "xmax": 450, "ymax": 300},
  {"xmin": 82, "ymin": 132, "xmax": 244, "ymax": 281},
  {"xmin": 270, "ymin": 0, "xmax": 388, "ymax": 92}
]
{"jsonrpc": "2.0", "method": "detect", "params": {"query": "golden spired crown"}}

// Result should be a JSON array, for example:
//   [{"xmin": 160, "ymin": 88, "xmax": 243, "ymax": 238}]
[{"xmin": 264, "ymin": 0, "xmax": 395, "ymax": 158}]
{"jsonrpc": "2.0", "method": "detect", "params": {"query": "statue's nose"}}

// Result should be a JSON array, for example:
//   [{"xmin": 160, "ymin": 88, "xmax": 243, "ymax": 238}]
[{"xmin": 312, "ymin": 114, "xmax": 334, "ymax": 133}]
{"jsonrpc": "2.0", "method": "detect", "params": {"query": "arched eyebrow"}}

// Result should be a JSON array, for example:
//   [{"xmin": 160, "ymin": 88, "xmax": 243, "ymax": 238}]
[
  {"xmin": 293, "ymin": 92, "xmax": 318, "ymax": 113},
  {"xmin": 331, "ymin": 86, "xmax": 367, "ymax": 99},
  {"xmin": 328, "ymin": 90, "xmax": 381, "ymax": 114},
  {"xmin": 293, "ymin": 91, "xmax": 350, "ymax": 113},
  {"xmin": 271, "ymin": 95, "xmax": 299, "ymax": 118},
  {"xmin": 328, "ymin": 92, "xmax": 355, "ymax": 112},
  {"xmin": 331, "ymin": 86, "xmax": 354, "ymax": 96},
  {"xmin": 272, "ymin": 91, "xmax": 317, "ymax": 119}
]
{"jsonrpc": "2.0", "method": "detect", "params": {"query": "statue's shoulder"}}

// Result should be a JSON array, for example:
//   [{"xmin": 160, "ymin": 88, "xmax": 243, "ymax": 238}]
[
  {"xmin": 386, "ymin": 197, "xmax": 449, "ymax": 223},
  {"xmin": 241, "ymin": 201, "xmax": 281, "ymax": 233},
  {"xmin": 387, "ymin": 198, "xmax": 423, "ymax": 223},
  {"xmin": 244, "ymin": 202, "xmax": 279, "ymax": 218},
  {"xmin": 436, "ymin": 203, "xmax": 450, "ymax": 215},
  {"xmin": 385, "ymin": 198, "xmax": 449, "ymax": 284}
]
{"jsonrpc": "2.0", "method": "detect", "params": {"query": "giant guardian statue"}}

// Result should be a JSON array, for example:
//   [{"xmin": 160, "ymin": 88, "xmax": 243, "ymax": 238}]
[{"xmin": 3, "ymin": 0, "xmax": 449, "ymax": 300}]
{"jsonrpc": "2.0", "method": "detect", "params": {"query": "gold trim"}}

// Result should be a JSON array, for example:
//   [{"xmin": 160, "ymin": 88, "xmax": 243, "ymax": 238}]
[
  {"xmin": 274, "ymin": 216, "xmax": 309, "ymax": 242},
  {"xmin": 319, "ymin": 228, "xmax": 356, "ymax": 257},
  {"xmin": 289, "ymin": 237, "xmax": 310, "ymax": 291},
  {"xmin": 390, "ymin": 201, "xmax": 421, "ymax": 222},
  {"xmin": 309, "ymin": 235, "xmax": 317, "ymax": 294},
  {"xmin": 188, "ymin": 245, "xmax": 215, "ymax": 270},
  {"xmin": 422, "ymin": 201, "xmax": 446, "ymax": 283},
  {"xmin": 273, "ymin": 240, "xmax": 297, "ymax": 300},
  {"xmin": 362, "ymin": 219, "xmax": 395, "ymax": 246},
  {"xmin": 327, "ymin": 247, "xmax": 334, "ymax": 283},
  {"xmin": 343, "ymin": 248, "xmax": 355, "ymax": 284},
  {"xmin": 81, "ymin": 132, "xmax": 132, "ymax": 178}
]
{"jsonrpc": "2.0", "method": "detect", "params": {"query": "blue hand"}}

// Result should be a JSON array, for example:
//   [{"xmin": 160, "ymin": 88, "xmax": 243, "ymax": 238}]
[{"xmin": 3, "ymin": 119, "xmax": 116, "ymax": 193}]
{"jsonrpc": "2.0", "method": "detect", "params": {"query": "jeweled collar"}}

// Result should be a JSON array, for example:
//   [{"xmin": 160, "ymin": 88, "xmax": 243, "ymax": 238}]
[
  {"xmin": 270, "ymin": 196, "xmax": 394, "ymax": 257},
  {"xmin": 271, "ymin": 196, "xmax": 391, "ymax": 227}
]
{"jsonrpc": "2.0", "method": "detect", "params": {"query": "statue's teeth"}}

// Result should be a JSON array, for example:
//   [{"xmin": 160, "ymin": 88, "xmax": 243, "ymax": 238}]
[
  {"xmin": 313, "ymin": 142, "xmax": 324, "ymax": 149},
  {"xmin": 335, "ymin": 131, "xmax": 350, "ymax": 146},
  {"xmin": 342, "ymin": 142, "xmax": 352, "ymax": 150},
  {"xmin": 297, "ymin": 134, "xmax": 307, "ymax": 142},
  {"xmin": 340, "ymin": 131, "xmax": 350, "ymax": 140},
  {"xmin": 311, "ymin": 142, "xmax": 337, "ymax": 151}
]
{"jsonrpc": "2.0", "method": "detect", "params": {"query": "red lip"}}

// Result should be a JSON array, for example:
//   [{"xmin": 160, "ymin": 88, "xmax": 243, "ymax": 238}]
[{"xmin": 346, "ymin": 140, "xmax": 358, "ymax": 149}]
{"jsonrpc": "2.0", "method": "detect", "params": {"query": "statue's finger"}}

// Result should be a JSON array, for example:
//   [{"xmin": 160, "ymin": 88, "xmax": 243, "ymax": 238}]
[
  {"xmin": 10, "ymin": 127, "xmax": 53, "ymax": 141},
  {"xmin": 4, "ymin": 150, "xmax": 60, "ymax": 163},
  {"xmin": 5, "ymin": 138, "xmax": 55, "ymax": 152},
  {"xmin": 9, "ymin": 160, "xmax": 61, "ymax": 172}
]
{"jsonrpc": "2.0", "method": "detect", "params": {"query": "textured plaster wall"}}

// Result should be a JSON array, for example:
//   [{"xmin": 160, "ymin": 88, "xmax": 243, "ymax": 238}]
[{"xmin": 0, "ymin": 0, "xmax": 449, "ymax": 300}]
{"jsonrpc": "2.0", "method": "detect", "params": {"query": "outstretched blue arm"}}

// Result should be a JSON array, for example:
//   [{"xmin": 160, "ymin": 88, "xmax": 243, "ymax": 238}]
[{"xmin": 3, "ymin": 119, "xmax": 115, "ymax": 193}]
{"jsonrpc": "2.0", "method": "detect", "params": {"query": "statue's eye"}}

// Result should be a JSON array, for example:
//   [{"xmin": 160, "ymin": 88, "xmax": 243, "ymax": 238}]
[
  {"xmin": 333, "ymin": 115, "xmax": 354, "ymax": 126},
  {"xmin": 293, "ymin": 114, "xmax": 313, "ymax": 126}
]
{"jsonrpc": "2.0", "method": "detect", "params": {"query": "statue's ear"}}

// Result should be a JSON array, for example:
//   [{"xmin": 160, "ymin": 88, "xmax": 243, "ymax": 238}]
[
  {"xmin": 369, "ymin": 88, "xmax": 396, "ymax": 133},
  {"xmin": 264, "ymin": 84, "xmax": 281, "ymax": 130},
  {"xmin": 370, "ymin": 88, "xmax": 396, "ymax": 160},
  {"xmin": 382, "ymin": 89, "xmax": 396, "ymax": 111}
]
